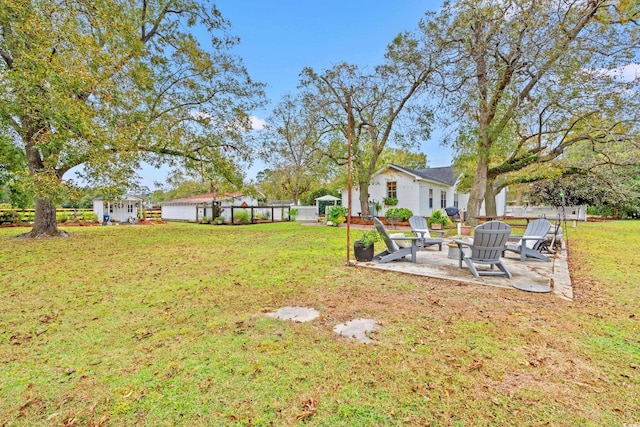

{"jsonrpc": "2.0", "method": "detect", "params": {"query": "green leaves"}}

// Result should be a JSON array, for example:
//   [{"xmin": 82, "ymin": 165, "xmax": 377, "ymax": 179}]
[
  {"xmin": 299, "ymin": 52, "xmax": 437, "ymax": 216},
  {"xmin": 423, "ymin": 0, "xmax": 640, "ymax": 218},
  {"xmin": 1, "ymin": 0, "xmax": 265, "ymax": 231}
]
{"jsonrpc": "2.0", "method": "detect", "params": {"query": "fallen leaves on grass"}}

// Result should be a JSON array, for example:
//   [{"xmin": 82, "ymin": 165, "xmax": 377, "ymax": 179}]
[
  {"xmin": 61, "ymin": 416, "xmax": 77, "ymax": 426},
  {"xmin": 88, "ymin": 415, "xmax": 109, "ymax": 427},
  {"xmin": 468, "ymin": 359, "xmax": 483, "ymax": 371},
  {"xmin": 293, "ymin": 396, "xmax": 319, "ymax": 423},
  {"xmin": 18, "ymin": 397, "xmax": 43, "ymax": 413},
  {"xmin": 133, "ymin": 330, "xmax": 153, "ymax": 340}
]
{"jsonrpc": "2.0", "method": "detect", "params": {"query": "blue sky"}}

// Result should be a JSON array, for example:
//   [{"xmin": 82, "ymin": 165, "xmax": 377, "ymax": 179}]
[{"xmin": 139, "ymin": 0, "xmax": 452, "ymax": 189}]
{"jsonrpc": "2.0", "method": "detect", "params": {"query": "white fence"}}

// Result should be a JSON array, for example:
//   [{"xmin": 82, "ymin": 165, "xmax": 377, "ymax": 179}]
[
  {"xmin": 294, "ymin": 206, "xmax": 318, "ymax": 221},
  {"xmin": 505, "ymin": 205, "xmax": 587, "ymax": 221},
  {"xmin": 220, "ymin": 205, "xmax": 291, "ymax": 222}
]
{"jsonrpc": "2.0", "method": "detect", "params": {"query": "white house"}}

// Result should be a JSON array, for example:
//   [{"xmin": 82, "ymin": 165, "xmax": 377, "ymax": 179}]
[
  {"xmin": 93, "ymin": 196, "xmax": 144, "ymax": 223},
  {"xmin": 161, "ymin": 192, "xmax": 260, "ymax": 222},
  {"xmin": 341, "ymin": 164, "xmax": 506, "ymax": 219}
]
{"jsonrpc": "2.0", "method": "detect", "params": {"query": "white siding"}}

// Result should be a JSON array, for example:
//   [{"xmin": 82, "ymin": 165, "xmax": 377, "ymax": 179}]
[
  {"xmin": 341, "ymin": 187, "xmax": 362, "ymax": 217},
  {"xmin": 162, "ymin": 204, "xmax": 197, "ymax": 222},
  {"xmin": 385, "ymin": 172, "xmax": 419, "ymax": 216},
  {"xmin": 106, "ymin": 202, "xmax": 138, "ymax": 222},
  {"xmin": 457, "ymin": 193, "xmax": 470, "ymax": 215},
  {"xmin": 93, "ymin": 200, "xmax": 104, "ymax": 222},
  {"xmin": 340, "ymin": 166, "xmax": 507, "ymax": 220},
  {"xmin": 295, "ymin": 206, "xmax": 317, "ymax": 221},
  {"xmin": 496, "ymin": 191, "xmax": 506, "ymax": 216},
  {"xmin": 162, "ymin": 199, "xmax": 290, "ymax": 223},
  {"xmin": 93, "ymin": 199, "xmax": 141, "ymax": 222},
  {"xmin": 226, "ymin": 195, "xmax": 256, "ymax": 206},
  {"xmin": 343, "ymin": 171, "xmax": 419, "ymax": 218},
  {"xmin": 418, "ymin": 184, "xmax": 429, "ymax": 217}
]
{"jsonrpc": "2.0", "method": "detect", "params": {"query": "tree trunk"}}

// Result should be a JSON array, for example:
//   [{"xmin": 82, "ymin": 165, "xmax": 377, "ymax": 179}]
[
  {"xmin": 484, "ymin": 179, "xmax": 498, "ymax": 218},
  {"xmin": 21, "ymin": 197, "xmax": 68, "ymax": 238},
  {"xmin": 21, "ymin": 128, "xmax": 69, "ymax": 238},
  {"xmin": 358, "ymin": 180, "xmax": 370, "ymax": 218},
  {"xmin": 465, "ymin": 153, "xmax": 489, "ymax": 226}
]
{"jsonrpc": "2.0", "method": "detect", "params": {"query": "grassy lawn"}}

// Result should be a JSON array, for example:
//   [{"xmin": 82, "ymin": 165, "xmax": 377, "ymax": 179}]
[{"xmin": 1, "ymin": 221, "xmax": 639, "ymax": 426}]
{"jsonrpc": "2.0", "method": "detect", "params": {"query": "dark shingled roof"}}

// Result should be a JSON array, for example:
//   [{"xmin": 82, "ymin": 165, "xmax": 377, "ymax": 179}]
[{"xmin": 388, "ymin": 164, "xmax": 457, "ymax": 186}]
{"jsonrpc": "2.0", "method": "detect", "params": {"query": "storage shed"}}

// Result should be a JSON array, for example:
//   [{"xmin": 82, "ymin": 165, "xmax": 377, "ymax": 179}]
[{"xmin": 93, "ymin": 196, "xmax": 144, "ymax": 223}]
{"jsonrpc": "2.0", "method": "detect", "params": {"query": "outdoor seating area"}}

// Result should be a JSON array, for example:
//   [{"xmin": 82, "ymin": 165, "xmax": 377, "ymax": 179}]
[
  {"xmin": 504, "ymin": 218, "xmax": 552, "ymax": 261},
  {"xmin": 356, "ymin": 218, "xmax": 573, "ymax": 300},
  {"xmin": 358, "ymin": 241, "xmax": 572, "ymax": 299},
  {"xmin": 373, "ymin": 218, "xmax": 421, "ymax": 263},
  {"xmin": 454, "ymin": 220, "xmax": 512, "ymax": 279},
  {"xmin": 409, "ymin": 215, "xmax": 444, "ymax": 251},
  {"xmin": 4, "ymin": 0, "xmax": 638, "ymax": 422}
]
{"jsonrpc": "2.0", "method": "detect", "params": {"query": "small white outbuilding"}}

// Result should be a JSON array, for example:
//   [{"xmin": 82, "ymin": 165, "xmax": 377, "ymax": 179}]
[
  {"xmin": 161, "ymin": 192, "xmax": 259, "ymax": 222},
  {"xmin": 315, "ymin": 195, "xmax": 341, "ymax": 215},
  {"xmin": 93, "ymin": 196, "xmax": 144, "ymax": 223}
]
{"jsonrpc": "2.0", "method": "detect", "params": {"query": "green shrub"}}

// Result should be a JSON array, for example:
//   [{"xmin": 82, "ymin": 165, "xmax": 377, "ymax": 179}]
[
  {"xmin": 427, "ymin": 210, "xmax": 452, "ymax": 227},
  {"xmin": 19, "ymin": 211, "xmax": 35, "ymax": 223},
  {"xmin": 213, "ymin": 216, "xmax": 225, "ymax": 225},
  {"xmin": 383, "ymin": 197, "xmax": 398, "ymax": 206},
  {"xmin": 201, "ymin": 216, "xmax": 212, "ymax": 224},
  {"xmin": 82, "ymin": 212, "xmax": 98, "ymax": 221},
  {"xmin": 56, "ymin": 213, "xmax": 68, "ymax": 223},
  {"xmin": 233, "ymin": 210, "xmax": 251, "ymax": 224},
  {"xmin": 0, "ymin": 210, "xmax": 19, "ymax": 224},
  {"xmin": 326, "ymin": 206, "xmax": 347, "ymax": 226},
  {"xmin": 288, "ymin": 208, "xmax": 298, "ymax": 221},
  {"xmin": 355, "ymin": 229, "xmax": 380, "ymax": 248},
  {"xmin": 255, "ymin": 211, "xmax": 271, "ymax": 220},
  {"xmin": 211, "ymin": 204, "xmax": 222, "ymax": 219},
  {"xmin": 385, "ymin": 207, "xmax": 413, "ymax": 221}
]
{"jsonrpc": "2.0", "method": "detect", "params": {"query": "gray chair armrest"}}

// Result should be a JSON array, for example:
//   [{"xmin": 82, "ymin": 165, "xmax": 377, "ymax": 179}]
[
  {"xmin": 453, "ymin": 239, "xmax": 472, "ymax": 248},
  {"xmin": 390, "ymin": 235, "xmax": 422, "ymax": 247},
  {"xmin": 453, "ymin": 239, "xmax": 472, "ymax": 267},
  {"xmin": 414, "ymin": 228, "xmax": 445, "ymax": 239},
  {"xmin": 521, "ymin": 235, "xmax": 546, "ymax": 242}
]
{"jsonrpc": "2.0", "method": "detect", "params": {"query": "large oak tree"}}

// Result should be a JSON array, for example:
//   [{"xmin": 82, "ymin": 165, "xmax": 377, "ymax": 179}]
[
  {"xmin": 418, "ymin": 0, "xmax": 639, "ymax": 223},
  {"xmin": 299, "ymin": 48, "xmax": 437, "ymax": 217},
  {"xmin": 0, "ymin": 0, "xmax": 264, "ymax": 237}
]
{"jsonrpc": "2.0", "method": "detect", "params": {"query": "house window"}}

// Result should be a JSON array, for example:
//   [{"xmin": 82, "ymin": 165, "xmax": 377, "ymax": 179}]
[
  {"xmin": 454, "ymin": 193, "xmax": 459, "ymax": 208},
  {"xmin": 440, "ymin": 191, "xmax": 447, "ymax": 208},
  {"xmin": 127, "ymin": 204, "xmax": 134, "ymax": 213},
  {"xmin": 387, "ymin": 181, "xmax": 397, "ymax": 199},
  {"xmin": 429, "ymin": 189, "xmax": 433, "ymax": 209}
]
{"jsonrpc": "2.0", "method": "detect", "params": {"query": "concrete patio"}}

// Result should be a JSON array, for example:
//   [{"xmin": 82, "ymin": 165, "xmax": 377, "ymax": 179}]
[{"xmin": 355, "ymin": 241, "xmax": 573, "ymax": 300}]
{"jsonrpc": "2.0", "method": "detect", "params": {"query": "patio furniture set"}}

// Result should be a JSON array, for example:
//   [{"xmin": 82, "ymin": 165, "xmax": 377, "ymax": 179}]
[{"xmin": 372, "ymin": 216, "xmax": 553, "ymax": 279}]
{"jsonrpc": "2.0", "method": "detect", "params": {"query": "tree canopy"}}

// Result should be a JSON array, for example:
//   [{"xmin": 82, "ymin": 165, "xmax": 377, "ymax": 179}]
[
  {"xmin": 529, "ymin": 167, "xmax": 640, "ymax": 216},
  {"xmin": 299, "ymin": 53, "xmax": 435, "ymax": 216},
  {"xmin": 0, "ymin": 0, "xmax": 264, "ymax": 236},
  {"xmin": 415, "ymin": 0, "xmax": 640, "ymax": 223},
  {"xmin": 256, "ymin": 94, "xmax": 333, "ymax": 205}
]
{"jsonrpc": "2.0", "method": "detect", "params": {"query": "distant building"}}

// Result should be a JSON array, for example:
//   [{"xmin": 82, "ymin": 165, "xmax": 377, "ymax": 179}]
[
  {"xmin": 93, "ymin": 196, "xmax": 144, "ymax": 223},
  {"xmin": 160, "ymin": 192, "xmax": 259, "ymax": 222},
  {"xmin": 341, "ymin": 164, "xmax": 506, "ymax": 218}
]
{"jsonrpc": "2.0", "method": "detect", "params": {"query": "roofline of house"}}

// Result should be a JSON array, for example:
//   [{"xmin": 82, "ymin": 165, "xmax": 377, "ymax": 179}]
[
  {"xmin": 370, "ymin": 163, "xmax": 456, "ymax": 187},
  {"xmin": 93, "ymin": 196, "xmax": 144, "ymax": 201}
]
